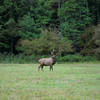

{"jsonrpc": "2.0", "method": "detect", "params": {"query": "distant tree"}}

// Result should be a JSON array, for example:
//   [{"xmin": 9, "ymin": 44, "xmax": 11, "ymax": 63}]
[
  {"xmin": 81, "ymin": 24, "xmax": 100, "ymax": 57},
  {"xmin": 0, "ymin": 18, "xmax": 20, "ymax": 53},
  {"xmin": 88, "ymin": 0, "xmax": 100, "ymax": 24},
  {"xmin": 81, "ymin": 26, "xmax": 96, "ymax": 55},
  {"xmin": 0, "ymin": 0, "xmax": 29, "ymax": 53},
  {"xmin": 58, "ymin": 0, "xmax": 91, "ymax": 52},
  {"xmin": 29, "ymin": 0, "xmax": 54, "ymax": 28},
  {"xmin": 16, "ymin": 29, "xmax": 73, "ymax": 55},
  {"xmin": 0, "ymin": 0, "xmax": 99, "ymax": 56},
  {"xmin": 18, "ymin": 13, "xmax": 41, "ymax": 40},
  {"xmin": 93, "ymin": 24, "xmax": 100, "ymax": 57}
]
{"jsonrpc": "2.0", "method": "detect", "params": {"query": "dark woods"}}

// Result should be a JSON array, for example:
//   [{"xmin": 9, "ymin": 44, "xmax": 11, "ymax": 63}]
[{"xmin": 0, "ymin": 0, "xmax": 100, "ymax": 58}]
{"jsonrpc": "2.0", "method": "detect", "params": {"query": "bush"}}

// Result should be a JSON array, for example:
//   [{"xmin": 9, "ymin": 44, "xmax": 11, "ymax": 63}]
[
  {"xmin": 0, "ymin": 53, "xmax": 99, "ymax": 64},
  {"xmin": 81, "ymin": 25, "xmax": 100, "ymax": 57},
  {"xmin": 81, "ymin": 26, "xmax": 96, "ymax": 55},
  {"xmin": 58, "ymin": 55, "xmax": 98, "ymax": 62},
  {"xmin": 0, "ymin": 53, "xmax": 50, "ymax": 63},
  {"xmin": 16, "ymin": 29, "xmax": 73, "ymax": 55}
]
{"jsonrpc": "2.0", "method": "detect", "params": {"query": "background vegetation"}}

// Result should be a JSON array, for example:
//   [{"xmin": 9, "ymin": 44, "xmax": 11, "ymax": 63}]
[{"xmin": 0, "ymin": 0, "xmax": 100, "ymax": 62}]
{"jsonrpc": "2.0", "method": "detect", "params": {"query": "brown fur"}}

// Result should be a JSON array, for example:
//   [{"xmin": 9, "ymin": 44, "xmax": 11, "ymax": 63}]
[{"xmin": 38, "ymin": 56, "xmax": 56, "ymax": 71}]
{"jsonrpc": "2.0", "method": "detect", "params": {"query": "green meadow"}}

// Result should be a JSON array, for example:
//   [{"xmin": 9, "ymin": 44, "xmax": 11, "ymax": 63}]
[{"xmin": 0, "ymin": 63, "xmax": 100, "ymax": 100}]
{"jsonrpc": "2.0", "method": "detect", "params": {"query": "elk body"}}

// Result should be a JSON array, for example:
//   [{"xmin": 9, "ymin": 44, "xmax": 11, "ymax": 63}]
[{"xmin": 38, "ymin": 55, "xmax": 57, "ymax": 71}]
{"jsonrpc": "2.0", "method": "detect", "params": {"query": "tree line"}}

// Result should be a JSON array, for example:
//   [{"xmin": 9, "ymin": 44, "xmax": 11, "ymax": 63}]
[{"xmin": 0, "ymin": 0, "xmax": 100, "ymax": 57}]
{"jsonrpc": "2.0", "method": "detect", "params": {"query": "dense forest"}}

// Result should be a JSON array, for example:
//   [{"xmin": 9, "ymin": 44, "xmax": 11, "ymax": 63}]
[{"xmin": 0, "ymin": 0, "xmax": 100, "ymax": 61}]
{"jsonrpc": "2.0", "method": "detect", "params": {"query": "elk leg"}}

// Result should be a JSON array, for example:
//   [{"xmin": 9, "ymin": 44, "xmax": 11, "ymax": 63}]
[
  {"xmin": 50, "ymin": 66, "xmax": 51, "ymax": 71},
  {"xmin": 38, "ymin": 65, "xmax": 41, "ymax": 71},
  {"xmin": 51, "ymin": 66, "xmax": 53, "ymax": 71},
  {"xmin": 50, "ymin": 66, "xmax": 53, "ymax": 71},
  {"xmin": 41, "ymin": 66, "xmax": 44, "ymax": 72}
]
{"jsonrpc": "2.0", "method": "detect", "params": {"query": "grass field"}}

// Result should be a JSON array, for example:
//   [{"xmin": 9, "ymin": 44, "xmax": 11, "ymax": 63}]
[{"xmin": 0, "ymin": 63, "xmax": 100, "ymax": 100}]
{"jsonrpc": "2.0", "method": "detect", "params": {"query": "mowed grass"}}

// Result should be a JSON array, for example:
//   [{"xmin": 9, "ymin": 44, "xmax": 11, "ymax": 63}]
[{"xmin": 0, "ymin": 63, "xmax": 100, "ymax": 100}]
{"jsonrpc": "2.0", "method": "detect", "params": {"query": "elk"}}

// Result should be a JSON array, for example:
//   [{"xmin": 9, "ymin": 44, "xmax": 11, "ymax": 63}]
[{"xmin": 38, "ymin": 50, "xmax": 57, "ymax": 71}]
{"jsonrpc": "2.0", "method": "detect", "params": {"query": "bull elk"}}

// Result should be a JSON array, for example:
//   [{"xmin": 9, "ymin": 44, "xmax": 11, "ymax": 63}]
[{"xmin": 38, "ymin": 50, "xmax": 57, "ymax": 71}]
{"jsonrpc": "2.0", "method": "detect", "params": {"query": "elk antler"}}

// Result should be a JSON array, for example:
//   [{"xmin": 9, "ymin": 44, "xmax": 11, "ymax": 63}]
[{"xmin": 51, "ymin": 49, "xmax": 56, "ymax": 56}]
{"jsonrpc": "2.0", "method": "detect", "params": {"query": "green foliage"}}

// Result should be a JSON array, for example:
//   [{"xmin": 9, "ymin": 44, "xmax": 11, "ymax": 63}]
[
  {"xmin": 0, "ymin": 17, "xmax": 19, "ymax": 53},
  {"xmin": 81, "ymin": 26, "xmax": 96, "ymax": 55},
  {"xmin": 28, "ymin": 0, "xmax": 54, "ymax": 27},
  {"xmin": 0, "ymin": 0, "xmax": 28, "ymax": 53},
  {"xmin": 88, "ymin": 0, "xmax": 100, "ymax": 24},
  {"xmin": 0, "ymin": 0, "xmax": 99, "ymax": 57},
  {"xmin": 58, "ymin": 55, "xmax": 98, "ymax": 62},
  {"xmin": 0, "ymin": 0, "xmax": 57, "ymax": 53},
  {"xmin": 16, "ymin": 29, "xmax": 73, "ymax": 55},
  {"xmin": 93, "ymin": 24, "xmax": 100, "ymax": 58},
  {"xmin": 58, "ymin": 0, "xmax": 91, "ymax": 51},
  {"xmin": 0, "ymin": 53, "xmax": 99, "ymax": 63},
  {"xmin": 0, "ymin": 53, "xmax": 48, "ymax": 63},
  {"xmin": 35, "ymin": 0, "xmax": 53, "ymax": 26},
  {"xmin": 81, "ymin": 24, "xmax": 100, "ymax": 58},
  {"xmin": 19, "ymin": 13, "xmax": 41, "ymax": 39}
]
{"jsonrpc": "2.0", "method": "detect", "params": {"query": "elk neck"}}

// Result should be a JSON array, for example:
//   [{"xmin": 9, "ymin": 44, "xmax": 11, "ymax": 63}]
[{"xmin": 52, "ymin": 56, "xmax": 57, "ymax": 65}]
